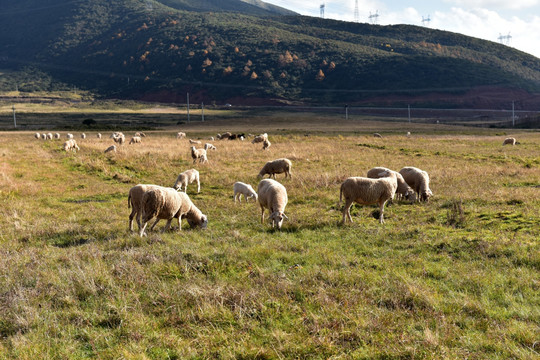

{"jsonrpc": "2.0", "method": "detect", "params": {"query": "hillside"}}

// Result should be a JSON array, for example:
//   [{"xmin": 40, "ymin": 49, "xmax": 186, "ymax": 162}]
[{"xmin": 0, "ymin": 0, "xmax": 539, "ymax": 107}]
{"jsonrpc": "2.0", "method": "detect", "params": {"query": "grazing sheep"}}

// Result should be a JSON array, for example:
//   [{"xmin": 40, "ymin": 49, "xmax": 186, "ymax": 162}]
[
  {"xmin": 128, "ymin": 184, "xmax": 161, "ymax": 232},
  {"xmin": 207, "ymin": 136, "xmax": 215, "ymax": 141},
  {"xmin": 54, "ymin": 133, "xmax": 60, "ymax": 139},
  {"xmin": 81, "ymin": 133, "xmax": 86, "ymax": 139},
  {"xmin": 252, "ymin": 133, "xmax": 268, "ymax": 144},
  {"xmin": 97, "ymin": 133, "xmax": 102, "ymax": 139},
  {"xmin": 173, "ymin": 169, "xmax": 200, "ymax": 193},
  {"xmin": 503, "ymin": 137, "xmax": 516, "ymax": 146},
  {"xmin": 262, "ymin": 139, "xmax": 271, "ymax": 150},
  {"xmin": 189, "ymin": 139, "xmax": 202, "ymax": 145},
  {"xmin": 367, "ymin": 167, "xmax": 416, "ymax": 202},
  {"xmin": 399, "ymin": 167, "xmax": 433, "ymax": 202},
  {"xmin": 111, "ymin": 132, "xmax": 125, "ymax": 145},
  {"xmin": 373, "ymin": 133, "xmax": 383, "ymax": 138},
  {"xmin": 34, "ymin": 132, "xmax": 40, "ymax": 139},
  {"xmin": 233, "ymin": 182, "xmax": 258, "ymax": 203},
  {"xmin": 62, "ymin": 139, "xmax": 80, "ymax": 152},
  {"xmin": 129, "ymin": 136, "xmax": 142, "ymax": 144},
  {"xmin": 204, "ymin": 143, "xmax": 216, "ymax": 151},
  {"xmin": 217, "ymin": 132, "xmax": 232, "ymax": 140},
  {"xmin": 176, "ymin": 132, "xmax": 186, "ymax": 139},
  {"xmin": 190, "ymin": 146, "xmax": 208, "ymax": 164},
  {"xmin": 66, "ymin": 133, "xmax": 74, "ymax": 139},
  {"xmin": 135, "ymin": 132, "xmax": 146, "ymax": 137},
  {"xmin": 104, "ymin": 145, "xmax": 117, "ymax": 153},
  {"xmin": 257, "ymin": 179, "xmax": 288, "ymax": 230},
  {"xmin": 46, "ymin": 133, "xmax": 53, "ymax": 140},
  {"xmin": 406, "ymin": 132, "xmax": 411, "ymax": 137},
  {"xmin": 41, "ymin": 133, "xmax": 47, "ymax": 140},
  {"xmin": 258, "ymin": 158, "xmax": 292, "ymax": 179},
  {"xmin": 339, "ymin": 172, "xmax": 398, "ymax": 224},
  {"xmin": 139, "ymin": 187, "xmax": 207, "ymax": 236}
]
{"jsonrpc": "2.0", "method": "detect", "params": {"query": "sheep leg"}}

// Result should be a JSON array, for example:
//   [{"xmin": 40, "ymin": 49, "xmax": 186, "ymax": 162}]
[
  {"xmin": 342, "ymin": 200, "xmax": 354, "ymax": 224},
  {"xmin": 234, "ymin": 192, "xmax": 237, "ymax": 203},
  {"xmin": 128, "ymin": 208, "xmax": 137, "ymax": 232},
  {"xmin": 197, "ymin": 179, "xmax": 200, "ymax": 193},
  {"xmin": 139, "ymin": 222, "xmax": 148, "ymax": 237},
  {"xmin": 378, "ymin": 200, "xmax": 386, "ymax": 224},
  {"xmin": 261, "ymin": 207, "xmax": 265, "ymax": 224},
  {"xmin": 162, "ymin": 219, "xmax": 172, "ymax": 233},
  {"xmin": 149, "ymin": 218, "xmax": 160, "ymax": 231}
]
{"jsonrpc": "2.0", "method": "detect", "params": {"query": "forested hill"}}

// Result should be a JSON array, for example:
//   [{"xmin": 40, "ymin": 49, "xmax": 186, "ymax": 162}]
[{"xmin": 1, "ymin": 0, "xmax": 539, "ymax": 107}]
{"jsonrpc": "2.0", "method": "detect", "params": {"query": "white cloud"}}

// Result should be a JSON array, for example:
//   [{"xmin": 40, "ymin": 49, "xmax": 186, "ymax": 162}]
[{"xmin": 445, "ymin": 0, "xmax": 540, "ymax": 10}]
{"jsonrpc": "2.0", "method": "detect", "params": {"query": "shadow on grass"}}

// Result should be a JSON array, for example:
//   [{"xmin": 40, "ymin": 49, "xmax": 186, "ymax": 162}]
[{"xmin": 31, "ymin": 229, "xmax": 118, "ymax": 248}]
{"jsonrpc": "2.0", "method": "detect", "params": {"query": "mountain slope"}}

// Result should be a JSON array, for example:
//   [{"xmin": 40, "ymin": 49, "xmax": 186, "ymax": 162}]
[
  {"xmin": 157, "ymin": 0, "xmax": 296, "ymax": 16},
  {"xmin": 0, "ymin": 0, "xmax": 539, "ymax": 107}
]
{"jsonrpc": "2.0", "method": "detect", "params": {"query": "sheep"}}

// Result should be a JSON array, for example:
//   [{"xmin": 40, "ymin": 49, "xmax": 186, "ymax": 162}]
[
  {"xmin": 262, "ymin": 139, "xmax": 271, "ymax": 150},
  {"xmin": 46, "ymin": 133, "xmax": 53, "ymax": 140},
  {"xmin": 189, "ymin": 139, "xmax": 202, "ymax": 145},
  {"xmin": 204, "ymin": 143, "xmax": 216, "ymax": 151},
  {"xmin": 339, "ymin": 172, "xmax": 398, "ymax": 224},
  {"xmin": 258, "ymin": 158, "xmax": 292, "ymax": 179},
  {"xmin": 104, "ymin": 145, "xmax": 117, "ymax": 153},
  {"xmin": 111, "ymin": 132, "xmax": 125, "ymax": 145},
  {"xmin": 252, "ymin": 133, "xmax": 268, "ymax": 144},
  {"xmin": 135, "ymin": 132, "xmax": 146, "ymax": 137},
  {"xmin": 373, "ymin": 133, "xmax": 383, "ymax": 138},
  {"xmin": 257, "ymin": 179, "xmax": 288, "ymax": 230},
  {"xmin": 97, "ymin": 133, "xmax": 102, "ymax": 139},
  {"xmin": 399, "ymin": 167, "xmax": 433, "ymax": 202},
  {"xmin": 217, "ymin": 132, "xmax": 232, "ymax": 140},
  {"xmin": 129, "ymin": 136, "xmax": 142, "ymax": 144},
  {"xmin": 54, "ymin": 133, "xmax": 60, "ymax": 139},
  {"xmin": 207, "ymin": 136, "xmax": 215, "ymax": 141},
  {"xmin": 503, "ymin": 137, "xmax": 516, "ymax": 146},
  {"xmin": 40, "ymin": 133, "xmax": 46, "ymax": 140},
  {"xmin": 173, "ymin": 169, "xmax": 200, "ymax": 193},
  {"xmin": 128, "ymin": 184, "xmax": 161, "ymax": 232},
  {"xmin": 176, "ymin": 132, "xmax": 186, "ymax": 139},
  {"xmin": 139, "ymin": 187, "xmax": 207, "ymax": 236},
  {"xmin": 81, "ymin": 133, "xmax": 86, "ymax": 139},
  {"xmin": 66, "ymin": 133, "xmax": 74, "ymax": 139},
  {"xmin": 406, "ymin": 132, "xmax": 411, "ymax": 137},
  {"xmin": 34, "ymin": 132, "xmax": 40, "ymax": 139},
  {"xmin": 190, "ymin": 146, "xmax": 208, "ymax": 164},
  {"xmin": 367, "ymin": 167, "xmax": 416, "ymax": 202},
  {"xmin": 233, "ymin": 182, "xmax": 258, "ymax": 203},
  {"xmin": 62, "ymin": 139, "xmax": 80, "ymax": 152}
]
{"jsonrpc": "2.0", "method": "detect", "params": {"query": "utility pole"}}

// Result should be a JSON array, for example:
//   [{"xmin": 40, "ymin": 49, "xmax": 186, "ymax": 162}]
[
  {"xmin": 408, "ymin": 104, "xmax": 411, "ymax": 123},
  {"xmin": 12, "ymin": 105, "xmax": 16, "ymax": 128},
  {"xmin": 345, "ymin": 104, "xmax": 349, "ymax": 120},
  {"xmin": 201, "ymin": 102, "xmax": 204, "ymax": 122},
  {"xmin": 187, "ymin": 93, "xmax": 190, "ymax": 123}
]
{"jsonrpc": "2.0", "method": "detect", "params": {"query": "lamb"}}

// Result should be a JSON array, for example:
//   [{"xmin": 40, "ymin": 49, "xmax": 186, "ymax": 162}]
[
  {"xmin": 367, "ymin": 167, "xmax": 416, "ymax": 202},
  {"xmin": 204, "ymin": 143, "xmax": 216, "ymax": 151},
  {"xmin": 233, "ymin": 182, "xmax": 258, "ymax": 203},
  {"xmin": 502, "ymin": 137, "xmax": 516, "ymax": 146},
  {"xmin": 251, "ymin": 133, "xmax": 268, "ymax": 144},
  {"xmin": 258, "ymin": 158, "xmax": 292, "ymax": 179},
  {"xmin": 139, "ymin": 187, "xmax": 207, "ymax": 237},
  {"xmin": 62, "ymin": 139, "xmax": 80, "ymax": 152},
  {"xmin": 339, "ymin": 172, "xmax": 398, "ymax": 224},
  {"xmin": 173, "ymin": 169, "xmax": 200, "ymax": 193},
  {"xmin": 190, "ymin": 146, "xmax": 208, "ymax": 164},
  {"xmin": 176, "ymin": 132, "xmax": 186, "ymax": 139},
  {"xmin": 399, "ymin": 167, "xmax": 433, "ymax": 202},
  {"xmin": 257, "ymin": 179, "xmax": 288, "ymax": 230},
  {"xmin": 262, "ymin": 139, "xmax": 271, "ymax": 150},
  {"xmin": 189, "ymin": 139, "xmax": 202, "ymax": 145},
  {"xmin": 129, "ymin": 136, "xmax": 142, "ymax": 144},
  {"xmin": 81, "ymin": 133, "xmax": 86, "ymax": 139},
  {"xmin": 34, "ymin": 132, "xmax": 40, "ymax": 139},
  {"xmin": 104, "ymin": 145, "xmax": 117, "ymax": 153},
  {"xmin": 54, "ymin": 133, "xmax": 61, "ymax": 139},
  {"xmin": 66, "ymin": 133, "xmax": 74, "ymax": 139}
]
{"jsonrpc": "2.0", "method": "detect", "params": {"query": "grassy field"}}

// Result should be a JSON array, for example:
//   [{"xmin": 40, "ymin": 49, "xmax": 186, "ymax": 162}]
[{"xmin": 0, "ymin": 120, "xmax": 538, "ymax": 359}]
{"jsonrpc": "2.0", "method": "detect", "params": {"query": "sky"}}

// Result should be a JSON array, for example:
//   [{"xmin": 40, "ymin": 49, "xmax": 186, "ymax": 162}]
[{"xmin": 262, "ymin": 0, "xmax": 540, "ymax": 58}]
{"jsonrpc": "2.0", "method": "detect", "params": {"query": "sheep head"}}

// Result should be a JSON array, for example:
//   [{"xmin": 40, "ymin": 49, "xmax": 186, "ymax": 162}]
[{"xmin": 269, "ymin": 211, "xmax": 288, "ymax": 230}]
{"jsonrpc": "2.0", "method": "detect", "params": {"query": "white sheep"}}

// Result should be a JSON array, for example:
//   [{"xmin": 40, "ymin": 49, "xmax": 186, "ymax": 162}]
[
  {"xmin": 339, "ymin": 172, "xmax": 398, "ymax": 224},
  {"xmin": 373, "ymin": 133, "xmax": 383, "ymax": 138},
  {"xmin": 207, "ymin": 136, "xmax": 215, "ymax": 141},
  {"xmin": 204, "ymin": 143, "xmax": 216, "ymax": 151},
  {"xmin": 139, "ymin": 187, "xmax": 207, "ymax": 237},
  {"xmin": 251, "ymin": 133, "xmax": 268, "ymax": 144},
  {"xmin": 81, "ymin": 133, "xmax": 86, "ymax": 139},
  {"xmin": 217, "ymin": 132, "xmax": 232, "ymax": 140},
  {"xmin": 128, "ymin": 184, "xmax": 161, "ymax": 232},
  {"xmin": 134, "ymin": 132, "xmax": 146, "ymax": 137},
  {"xmin": 66, "ymin": 133, "xmax": 74, "ymax": 139},
  {"xmin": 111, "ymin": 132, "xmax": 125, "ymax": 145},
  {"xmin": 233, "ymin": 182, "xmax": 258, "ymax": 203},
  {"xmin": 129, "ymin": 136, "xmax": 142, "ymax": 144},
  {"xmin": 367, "ymin": 167, "xmax": 416, "ymax": 202},
  {"xmin": 262, "ymin": 139, "xmax": 271, "ymax": 150},
  {"xmin": 173, "ymin": 169, "xmax": 200, "ymax": 193},
  {"xmin": 176, "ymin": 132, "xmax": 186, "ymax": 139},
  {"xmin": 104, "ymin": 145, "xmax": 117, "ymax": 153},
  {"xmin": 258, "ymin": 158, "xmax": 292, "ymax": 179},
  {"xmin": 54, "ymin": 133, "xmax": 60, "ymax": 139},
  {"xmin": 399, "ymin": 166, "xmax": 433, "ymax": 202},
  {"xmin": 34, "ymin": 132, "xmax": 40, "ymax": 139},
  {"xmin": 62, "ymin": 139, "xmax": 80, "ymax": 152},
  {"xmin": 46, "ymin": 133, "xmax": 53, "ymax": 140},
  {"xmin": 257, "ymin": 179, "xmax": 288, "ymax": 230},
  {"xmin": 97, "ymin": 133, "xmax": 102, "ymax": 139},
  {"xmin": 189, "ymin": 139, "xmax": 202, "ymax": 145},
  {"xmin": 190, "ymin": 146, "xmax": 208, "ymax": 164},
  {"xmin": 503, "ymin": 137, "xmax": 516, "ymax": 146},
  {"xmin": 41, "ymin": 133, "xmax": 47, "ymax": 140}
]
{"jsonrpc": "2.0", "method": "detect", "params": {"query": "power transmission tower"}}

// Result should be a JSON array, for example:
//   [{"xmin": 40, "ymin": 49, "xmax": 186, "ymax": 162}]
[
  {"xmin": 369, "ymin": 10, "xmax": 379, "ymax": 24},
  {"xmin": 422, "ymin": 15, "xmax": 431, "ymax": 27},
  {"xmin": 320, "ymin": 3, "xmax": 325, "ymax": 18},
  {"xmin": 354, "ymin": 0, "xmax": 359, "ymax": 23},
  {"xmin": 498, "ymin": 32, "xmax": 512, "ymax": 45}
]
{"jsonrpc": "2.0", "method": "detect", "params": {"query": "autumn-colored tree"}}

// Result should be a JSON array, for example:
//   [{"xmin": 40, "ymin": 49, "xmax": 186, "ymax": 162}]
[
  {"xmin": 316, "ymin": 69, "xmax": 325, "ymax": 81},
  {"xmin": 202, "ymin": 58, "xmax": 212, "ymax": 67},
  {"xmin": 250, "ymin": 71, "xmax": 258, "ymax": 80},
  {"xmin": 223, "ymin": 66, "xmax": 233, "ymax": 75},
  {"xmin": 278, "ymin": 51, "xmax": 294, "ymax": 66},
  {"xmin": 328, "ymin": 61, "xmax": 336, "ymax": 71}
]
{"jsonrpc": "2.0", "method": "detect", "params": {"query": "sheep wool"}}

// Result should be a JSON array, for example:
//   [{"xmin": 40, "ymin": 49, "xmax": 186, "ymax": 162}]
[
  {"xmin": 399, "ymin": 166, "xmax": 433, "ymax": 202},
  {"xmin": 258, "ymin": 179, "xmax": 288, "ymax": 230},
  {"xmin": 258, "ymin": 158, "xmax": 292, "ymax": 179},
  {"xmin": 367, "ymin": 167, "xmax": 416, "ymax": 202},
  {"xmin": 233, "ymin": 182, "xmax": 258, "ymax": 203},
  {"xmin": 173, "ymin": 169, "xmax": 200, "ymax": 193},
  {"xmin": 503, "ymin": 137, "xmax": 516, "ymax": 146}
]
